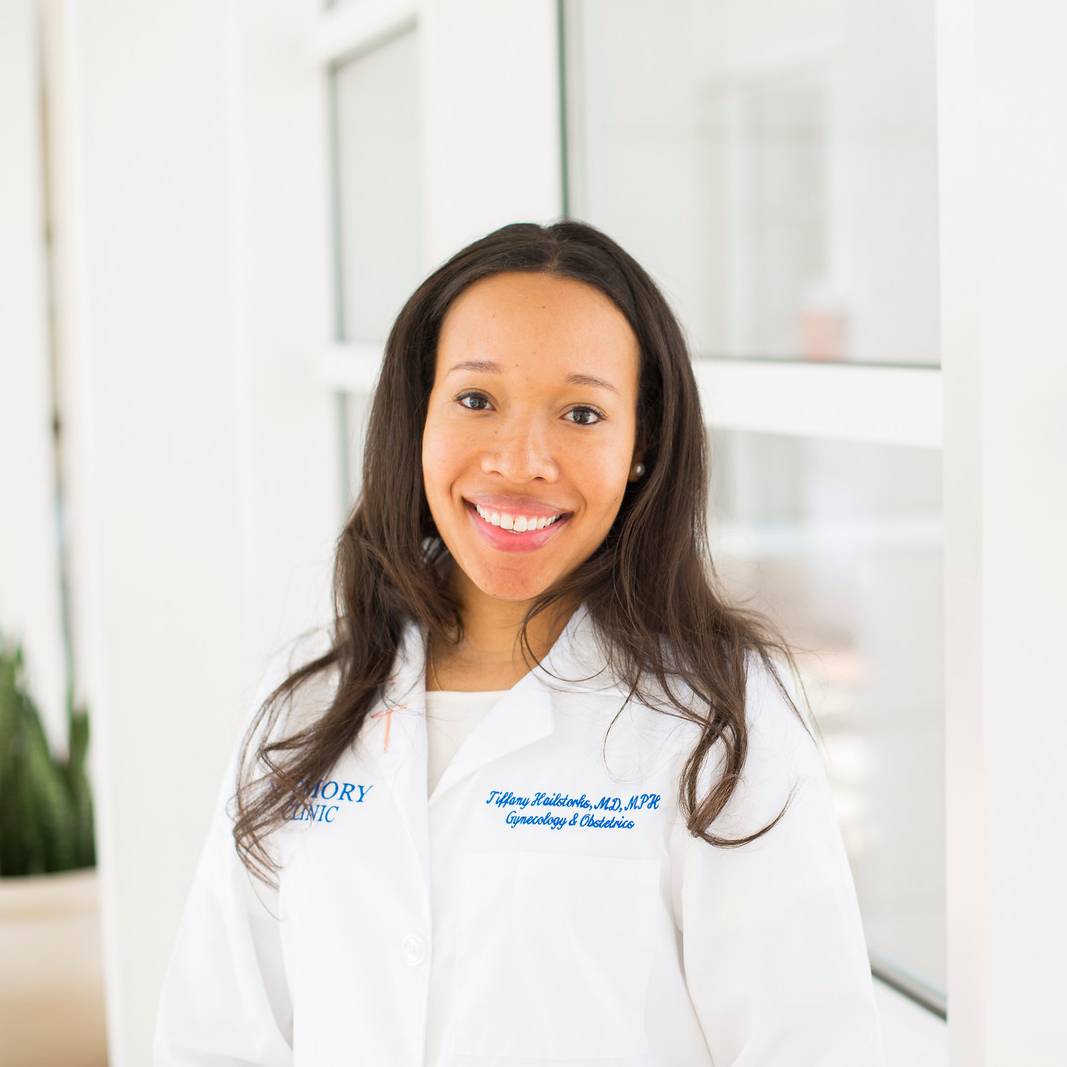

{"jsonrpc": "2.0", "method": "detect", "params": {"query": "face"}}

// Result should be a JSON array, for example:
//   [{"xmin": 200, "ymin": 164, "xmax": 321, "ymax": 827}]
[{"xmin": 421, "ymin": 271, "xmax": 643, "ymax": 606}]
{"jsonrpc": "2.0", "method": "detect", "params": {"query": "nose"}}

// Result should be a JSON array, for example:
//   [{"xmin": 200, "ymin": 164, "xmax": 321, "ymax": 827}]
[{"xmin": 480, "ymin": 413, "xmax": 560, "ymax": 483}]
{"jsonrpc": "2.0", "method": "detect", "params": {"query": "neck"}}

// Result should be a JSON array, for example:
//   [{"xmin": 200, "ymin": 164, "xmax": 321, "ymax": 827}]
[{"xmin": 436, "ymin": 565, "xmax": 578, "ymax": 671}]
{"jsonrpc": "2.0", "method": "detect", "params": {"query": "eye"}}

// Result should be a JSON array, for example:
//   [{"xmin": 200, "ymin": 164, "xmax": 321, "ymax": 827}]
[
  {"xmin": 564, "ymin": 405, "xmax": 605, "ymax": 427},
  {"xmin": 454, "ymin": 391, "xmax": 606, "ymax": 426},
  {"xmin": 455, "ymin": 391, "xmax": 492, "ymax": 413}
]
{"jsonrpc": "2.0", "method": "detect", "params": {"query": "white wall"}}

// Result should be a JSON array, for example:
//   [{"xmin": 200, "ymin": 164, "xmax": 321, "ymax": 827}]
[
  {"xmin": 940, "ymin": 0, "xmax": 1067, "ymax": 1064},
  {"xmin": 42, "ymin": 0, "xmax": 339, "ymax": 1060},
  {"xmin": 419, "ymin": 0, "xmax": 561, "ymax": 264}
]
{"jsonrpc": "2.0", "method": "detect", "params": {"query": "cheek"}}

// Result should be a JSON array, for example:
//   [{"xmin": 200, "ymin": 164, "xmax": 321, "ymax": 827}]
[
  {"xmin": 563, "ymin": 443, "xmax": 632, "ymax": 523},
  {"xmin": 582, "ymin": 431, "xmax": 634, "ymax": 487},
  {"xmin": 421, "ymin": 418, "xmax": 469, "ymax": 497}
]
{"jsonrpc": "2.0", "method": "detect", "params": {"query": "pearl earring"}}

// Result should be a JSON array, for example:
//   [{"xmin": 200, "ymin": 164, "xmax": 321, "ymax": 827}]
[{"xmin": 632, "ymin": 463, "xmax": 645, "ymax": 477}]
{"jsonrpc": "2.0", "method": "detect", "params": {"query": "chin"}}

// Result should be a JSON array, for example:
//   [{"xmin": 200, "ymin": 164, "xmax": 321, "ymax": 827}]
[{"xmin": 466, "ymin": 561, "xmax": 560, "ymax": 602}]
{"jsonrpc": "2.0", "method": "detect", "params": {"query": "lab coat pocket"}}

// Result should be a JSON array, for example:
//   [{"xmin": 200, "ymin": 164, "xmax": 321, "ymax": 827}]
[{"xmin": 452, "ymin": 849, "xmax": 660, "ymax": 1062}]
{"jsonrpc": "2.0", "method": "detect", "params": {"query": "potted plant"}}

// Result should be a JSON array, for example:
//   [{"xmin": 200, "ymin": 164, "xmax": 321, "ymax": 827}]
[{"xmin": 0, "ymin": 633, "xmax": 108, "ymax": 1064}]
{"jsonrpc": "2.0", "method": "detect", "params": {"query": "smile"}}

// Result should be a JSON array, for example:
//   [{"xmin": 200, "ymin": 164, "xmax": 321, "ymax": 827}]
[{"xmin": 463, "ymin": 499, "xmax": 573, "ymax": 553}]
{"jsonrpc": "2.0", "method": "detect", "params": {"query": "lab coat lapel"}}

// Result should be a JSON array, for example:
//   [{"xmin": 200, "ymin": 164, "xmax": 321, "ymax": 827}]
[
  {"xmin": 359, "ymin": 600, "xmax": 628, "ymax": 898},
  {"xmin": 427, "ymin": 669, "xmax": 552, "ymax": 805},
  {"xmin": 428, "ymin": 600, "xmax": 626, "ymax": 803}
]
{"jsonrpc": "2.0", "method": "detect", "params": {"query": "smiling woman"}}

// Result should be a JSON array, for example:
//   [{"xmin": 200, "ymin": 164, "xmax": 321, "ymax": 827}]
[{"xmin": 155, "ymin": 219, "xmax": 886, "ymax": 1066}]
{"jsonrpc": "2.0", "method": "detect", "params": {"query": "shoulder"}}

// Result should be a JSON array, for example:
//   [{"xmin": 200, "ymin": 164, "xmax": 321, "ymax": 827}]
[
  {"xmin": 222, "ymin": 626, "xmax": 337, "ymax": 821},
  {"xmin": 657, "ymin": 648, "xmax": 824, "ymax": 833},
  {"xmin": 742, "ymin": 650, "xmax": 820, "ymax": 767},
  {"xmin": 651, "ymin": 646, "xmax": 814, "ymax": 750},
  {"xmin": 246, "ymin": 625, "xmax": 338, "ymax": 743}
]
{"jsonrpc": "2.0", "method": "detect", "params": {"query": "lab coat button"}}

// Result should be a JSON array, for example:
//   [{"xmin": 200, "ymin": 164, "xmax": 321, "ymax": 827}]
[{"xmin": 400, "ymin": 932, "xmax": 427, "ymax": 965}]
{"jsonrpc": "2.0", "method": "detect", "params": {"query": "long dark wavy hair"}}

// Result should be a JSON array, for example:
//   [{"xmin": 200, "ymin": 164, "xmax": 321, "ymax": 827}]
[{"xmin": 234, "ymin": 219, "xmax": 817, "ymax": 889}]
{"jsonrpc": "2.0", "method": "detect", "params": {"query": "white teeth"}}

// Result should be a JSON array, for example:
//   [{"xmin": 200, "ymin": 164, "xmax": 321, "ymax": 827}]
[{"xmin": 473, "ymin": 502, "xmax": 564, "ymax": 532}]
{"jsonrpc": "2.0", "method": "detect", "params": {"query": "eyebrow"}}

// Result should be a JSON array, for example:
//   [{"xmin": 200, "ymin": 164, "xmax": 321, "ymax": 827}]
[{"xmin": 445, "ymin": 359, "xmax": 620, "ymax": 395}]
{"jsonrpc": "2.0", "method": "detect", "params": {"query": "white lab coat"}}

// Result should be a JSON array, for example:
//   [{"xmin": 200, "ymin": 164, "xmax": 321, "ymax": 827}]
[{"xmin": 155, "ymin": 600, "xmax": 885, "ymax": 1066}]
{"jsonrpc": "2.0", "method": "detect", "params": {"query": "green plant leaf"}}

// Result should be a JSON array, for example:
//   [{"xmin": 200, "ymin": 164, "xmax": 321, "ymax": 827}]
[{"xmin": 0, "ymin": 633, "xmax": 96, "ymax": 877}]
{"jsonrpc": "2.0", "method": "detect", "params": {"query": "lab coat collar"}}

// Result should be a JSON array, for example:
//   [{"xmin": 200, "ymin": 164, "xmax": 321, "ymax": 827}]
[
  {"xmin": 369, "ymin": 598, "xmax": 628, "ymax": 784},
  {"xmin": 358, "ymin": 599, "xmax": 630, "ymax": 902}
]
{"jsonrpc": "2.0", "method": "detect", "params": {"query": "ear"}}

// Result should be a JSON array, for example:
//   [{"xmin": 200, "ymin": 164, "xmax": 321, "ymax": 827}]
[
  {"xmin": 631, "ymin": 426, "xmax": 646, "ymax": 469},
  {"xmin": 630, "ymin": 430, "xmax": 646, "ymax": 477}
]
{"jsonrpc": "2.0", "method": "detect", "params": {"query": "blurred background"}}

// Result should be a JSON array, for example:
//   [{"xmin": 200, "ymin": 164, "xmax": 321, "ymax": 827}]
[{"xmin": 2, "ymin": 1, "xmax": 1065, "ymax": 1065}]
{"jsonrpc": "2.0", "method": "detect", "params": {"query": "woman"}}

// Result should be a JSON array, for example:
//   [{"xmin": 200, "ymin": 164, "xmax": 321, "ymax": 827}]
[{"xmin": 155, "ymin": 220, "xmax": 885, "ymax": 1065}]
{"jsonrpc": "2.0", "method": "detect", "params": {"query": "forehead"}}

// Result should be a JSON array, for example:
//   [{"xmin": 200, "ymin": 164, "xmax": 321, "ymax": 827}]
[{"xmin": 435, "ymin": 272, "xmax": 639, "ymax": 389}]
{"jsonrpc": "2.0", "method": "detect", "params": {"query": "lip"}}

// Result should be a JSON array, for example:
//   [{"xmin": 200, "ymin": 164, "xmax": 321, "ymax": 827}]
[
  {"xmin": 463, "ymin": 493, "xmax": 573, "ymax": 519},
  {"xmin": 463, "ymin": 498, "xmax": 573, "ymax": 553}
]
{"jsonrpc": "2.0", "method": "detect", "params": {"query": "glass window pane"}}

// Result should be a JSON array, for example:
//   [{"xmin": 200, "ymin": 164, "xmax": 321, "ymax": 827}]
[
  {"xmin": 563, "ymin": 0, "xmax": 940, "ymax": 366},
  {"xmin": 333, "ymin": 28, "xmax": 424, "ymax": 342},
  {"xmin": 708, "ymin": 428, "xmax": 945, "ymax": 1000}
]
